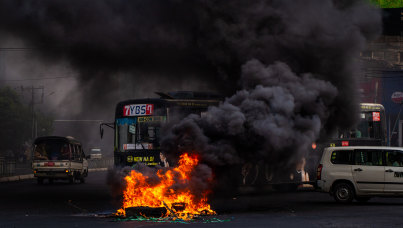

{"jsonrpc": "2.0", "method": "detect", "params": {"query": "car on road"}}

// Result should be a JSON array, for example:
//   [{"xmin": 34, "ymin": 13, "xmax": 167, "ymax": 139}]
[
  {"xmin": 317, "ymin": 146, "xmax": 403, "ymax": 203},
  {"xmin": 32, "ymin": 136, "xmax": 88, "ymax": 184}
]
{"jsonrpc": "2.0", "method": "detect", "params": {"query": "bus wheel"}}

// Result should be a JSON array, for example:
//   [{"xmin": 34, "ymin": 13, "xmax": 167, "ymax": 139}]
[
  {"xmin": 49, "ymin": 178, "xmax": 54, "ymax": 184},
  {"xmin": 79, "ymin": 177, "xmax": 85, "ymax": 184},
  {"xmin": 37, "ymin": 178, "xmax": 43, "ymax": 185}
]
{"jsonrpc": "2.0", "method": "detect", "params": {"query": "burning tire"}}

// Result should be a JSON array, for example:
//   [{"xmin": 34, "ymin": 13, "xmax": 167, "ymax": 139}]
[{"xmin": 125, "ymin": 207, "xmax": 167, "ymax": 218}]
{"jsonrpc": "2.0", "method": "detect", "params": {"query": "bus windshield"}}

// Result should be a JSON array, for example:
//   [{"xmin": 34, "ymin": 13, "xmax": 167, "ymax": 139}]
[
  {"xmin": 34, "ymin": 141, "xmax": 70, "ymax": 160},
  {"xmin": 116, "ymin": 116, "xmax": 165, "ymax": 152},
  {"xmin": 338, "ymin": 111, "xmax": 382, "ymax": 139}
]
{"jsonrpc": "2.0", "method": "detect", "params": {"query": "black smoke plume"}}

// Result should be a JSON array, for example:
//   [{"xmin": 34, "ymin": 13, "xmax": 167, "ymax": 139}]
[{"xmin": 0, "ymin": 0, "xmax": 381, "ymax": 196}]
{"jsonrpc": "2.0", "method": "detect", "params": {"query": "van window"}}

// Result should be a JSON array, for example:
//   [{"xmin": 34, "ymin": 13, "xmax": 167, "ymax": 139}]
[
  {"xmin": 73, "ymin": 145, "xmax": 81, "ymax": 161},
  {"xmin": 386, "ymin": 150, "xmax": 403, "ymax": 167},
  {"xmin": 34, "ymin": 142, "xmax": 70, "ymax": 161},
  {"xmin": 70, "ymin": 144, "xmax": 78, "ymax": 161},
  {"xmin": 331, "ymin": 150, "xmax": 353, "ymax": 164},
  {"xmin": 354, "ymin": 149, "xmax": 383, "ymax": 166}
]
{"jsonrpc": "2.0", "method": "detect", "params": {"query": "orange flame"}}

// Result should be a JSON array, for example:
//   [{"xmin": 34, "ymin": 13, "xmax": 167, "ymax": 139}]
[{"xmin": 117, "ymin": 153, "xmax": 215, "ymax": 220}]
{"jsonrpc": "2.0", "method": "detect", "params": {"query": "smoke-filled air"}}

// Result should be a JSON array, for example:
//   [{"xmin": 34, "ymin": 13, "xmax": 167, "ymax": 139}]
[{"xmin": 0, "ymin": 0, "xmax": 381, "ymax": 197}]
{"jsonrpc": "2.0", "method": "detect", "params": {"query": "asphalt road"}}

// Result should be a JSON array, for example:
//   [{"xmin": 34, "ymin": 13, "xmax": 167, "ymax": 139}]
[{"xmin": 1, "ymin": 171, "xmax": 403, "ymax": 228}]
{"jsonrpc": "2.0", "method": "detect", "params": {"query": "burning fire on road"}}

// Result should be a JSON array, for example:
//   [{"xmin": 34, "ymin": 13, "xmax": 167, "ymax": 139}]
[{"xmin": 116, "ymin": 153, "xmax": 215, "ymax": 221}]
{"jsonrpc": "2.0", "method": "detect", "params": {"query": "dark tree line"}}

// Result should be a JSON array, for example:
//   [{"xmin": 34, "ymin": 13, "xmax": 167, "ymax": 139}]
[{"xmin": 0, "ymin": 87, "xmax": 53, "ymax": 160}]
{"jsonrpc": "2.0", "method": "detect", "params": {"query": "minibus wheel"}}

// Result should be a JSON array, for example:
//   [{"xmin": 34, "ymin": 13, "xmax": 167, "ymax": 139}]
[{"xmin": 333, "ymin": 182, "xmax": 354, "ymax": 203}]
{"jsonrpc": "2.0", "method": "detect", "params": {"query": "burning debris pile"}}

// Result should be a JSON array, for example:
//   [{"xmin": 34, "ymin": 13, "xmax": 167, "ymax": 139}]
[{"xmin": 116, "ymin": 153, "xmax": 215, "ymax": 220}]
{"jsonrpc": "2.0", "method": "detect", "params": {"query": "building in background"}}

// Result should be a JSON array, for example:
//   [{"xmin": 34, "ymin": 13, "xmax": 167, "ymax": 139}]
[{"xmin": 360, "ymin": 7, "xmax": 403, "ymax": 146}]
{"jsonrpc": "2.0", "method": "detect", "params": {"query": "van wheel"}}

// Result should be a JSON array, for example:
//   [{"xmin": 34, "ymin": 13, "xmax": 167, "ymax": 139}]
[
  {"xmin": 37, "ymin": 178, "xmax": 44, "ymax": 185},
  {"xmin": 333, "ymin": 182, "xmax": 354, "ymax": 203},
  {"xmin": 69, "ymin": 176, "xmax": 75, "ymax": 184},
  {"xmin": 355, "ymin": 196, "xmax": 370, "ymax": 203}
]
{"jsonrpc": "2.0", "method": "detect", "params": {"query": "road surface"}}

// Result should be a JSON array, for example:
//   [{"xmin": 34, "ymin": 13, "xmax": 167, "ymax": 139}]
[{"xmin": 1, "ymin": 171, "xmax": 403, "ymax": 227}]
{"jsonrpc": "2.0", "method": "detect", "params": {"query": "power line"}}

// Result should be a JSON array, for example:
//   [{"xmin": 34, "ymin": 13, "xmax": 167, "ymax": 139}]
[
  {"xmin": 54, "ymin": 120, "xmax": 104, "ymax": 122},
  {"xmin": 0, "ymin": 47, "xmax": 40, "ymax": 49},
  {"xmin": 0, "ymin": 48, "xmax": 39, "ymax": 51},
  {"xmin": 0, "ymin": 76, "xmax": 75, "ymax": 81}
]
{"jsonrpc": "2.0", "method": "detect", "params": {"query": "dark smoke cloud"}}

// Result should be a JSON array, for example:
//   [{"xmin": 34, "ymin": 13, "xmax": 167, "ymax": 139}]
[
  {"xmin": 0, "ymin": 0, "xmax": 381, "ymax": 194},
  {"xmin": 160, "ymin": 0, "xmax": 382, "ymax": 190},
  {"xmin": 162, "ymin": 60, "xmax": 338, "ymax": 169},
  {"xmin": 0, "ymin": 0, "xmax": 381, "ymax": 123}
]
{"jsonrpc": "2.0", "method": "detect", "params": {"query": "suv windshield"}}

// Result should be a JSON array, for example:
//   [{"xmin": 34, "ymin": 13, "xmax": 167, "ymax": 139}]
[{"xmin": 34, "ymin": 141, "xmax": 70, "ymax": 160}]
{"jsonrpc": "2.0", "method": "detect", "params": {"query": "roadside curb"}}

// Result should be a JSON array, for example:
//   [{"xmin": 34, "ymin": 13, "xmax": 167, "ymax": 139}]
[
  {"xmin": 0, "ymin": 174, "xmax": 34, "ymax": 183},
  {"xmin": 88, "ymin": 168, "xmax": 108, "ymax": 172},
  {"xmin": 0, "ymin": 168, "xmax": 109, "ymax": 183}
]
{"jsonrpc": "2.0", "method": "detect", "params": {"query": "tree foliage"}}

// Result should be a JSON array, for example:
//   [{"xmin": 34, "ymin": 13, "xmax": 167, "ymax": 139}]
[
  {"xmin": 370, "ymin": 0, "xmax": 403, "ymax": 8},
  {"xmin": 0, "ymin": 87, "xmax": 53, "ymax": 158}
]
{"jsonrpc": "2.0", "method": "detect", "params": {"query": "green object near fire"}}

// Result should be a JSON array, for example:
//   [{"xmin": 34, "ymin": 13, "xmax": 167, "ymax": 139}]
[
  {"xmin": 370, "ymin": 0, "xmax": 403, "ymax": 8},
  {"xmin": 114, "ymin": 215, "xmax": 233, "ymax": 224}
]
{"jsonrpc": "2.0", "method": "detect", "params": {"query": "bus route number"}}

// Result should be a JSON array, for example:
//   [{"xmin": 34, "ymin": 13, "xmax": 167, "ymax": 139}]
[{"xmin": 124, "ymin": 104, "xmax": 154, "ymax": 116}]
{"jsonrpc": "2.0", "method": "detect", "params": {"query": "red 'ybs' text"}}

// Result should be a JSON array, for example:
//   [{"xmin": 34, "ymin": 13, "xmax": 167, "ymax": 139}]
[{"xmin": 123, "ymin": 104, "xmax": 154, "ymax": 116}]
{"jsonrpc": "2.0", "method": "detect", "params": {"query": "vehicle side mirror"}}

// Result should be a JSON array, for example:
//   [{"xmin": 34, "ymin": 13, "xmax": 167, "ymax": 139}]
[{"xmin": 99, "ymin": 122, "xmax": 114, "ymax": 139}]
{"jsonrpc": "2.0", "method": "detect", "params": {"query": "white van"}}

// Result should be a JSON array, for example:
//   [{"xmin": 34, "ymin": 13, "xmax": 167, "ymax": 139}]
[
  {"xmin": 32, "ymin": 136, "xmax": 88, "ymax": 184},
  {"xmin": 317, "ymin": 146, "xmax": 403, "ymax": 203}
]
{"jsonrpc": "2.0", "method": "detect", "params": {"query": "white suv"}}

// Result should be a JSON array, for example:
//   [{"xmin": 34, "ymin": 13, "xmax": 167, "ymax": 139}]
[{"xmin": 317, "ymin": 146, "xmax": 403, "ymax": 203}]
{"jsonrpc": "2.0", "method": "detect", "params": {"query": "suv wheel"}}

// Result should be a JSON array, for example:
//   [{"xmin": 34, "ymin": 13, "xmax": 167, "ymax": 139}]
[
  {"xmin": 333, "ymin": 182, "xmax": 354, "ymax": 203},
  {"xmin": 355, "ymin": 196, "xmax": 370, "ymax": 203}
]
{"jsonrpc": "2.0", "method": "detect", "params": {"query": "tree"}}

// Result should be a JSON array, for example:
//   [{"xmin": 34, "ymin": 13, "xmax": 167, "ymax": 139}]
[{"xmin": 0, "ymin": 86, "xmax": 53, "ymax": 159}]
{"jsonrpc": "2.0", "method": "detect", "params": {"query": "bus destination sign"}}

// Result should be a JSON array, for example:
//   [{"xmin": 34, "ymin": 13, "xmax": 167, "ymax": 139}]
[
  {"xmin": 124, "ymin": 104, "xmax": 154, "ymax": 116},
  {"xmin": 372, "ymin": 112, "xmax": 380, "ymax": 122}
]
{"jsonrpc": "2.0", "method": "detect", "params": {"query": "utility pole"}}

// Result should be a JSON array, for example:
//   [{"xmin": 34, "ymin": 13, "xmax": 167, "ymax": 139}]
[
  {"xmin": 14, "ymin": 86, "xmax": 44, "ymax": 139},
  {"xmin": 0, "ymin": 51, "xmax": 5, "ymax": 79},
  {"xmin": 31, "ymin": 86, "xmax": 44, "ymax": 139}
]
